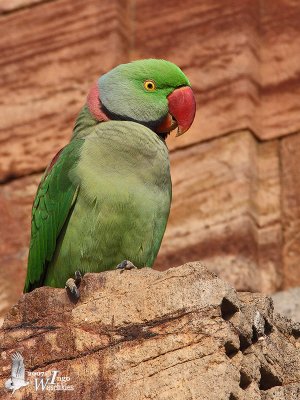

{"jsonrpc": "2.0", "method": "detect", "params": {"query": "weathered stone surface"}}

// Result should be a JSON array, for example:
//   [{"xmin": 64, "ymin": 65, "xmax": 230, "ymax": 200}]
[
  {"xmin": 0, "ymin": 0, "xmax": 48, "ymax": 13},
  {"xmin": 272, "ymin": 287, "xmax": 300, "ymax": 323},
  {"xmin": 156, "ymin": 131, "xmax": 282, "ymax": 293},
  {"xmin": 1, "ymin": 0, "xmax": 300, "ymax": 347},
  {"xmin": 0, "ymin": 0, "xmax": 300, "ymax": 180},
  {"xmin": 0, "ymin": 0, "xmax": 130, "ymax": 181},
  {"xmin": 0, "ymin": 174, "xmax": 41, "ymax": 324},
  {"xmin": 0, "ymin": 263, "xmax": 299, "ymax": 399},
  {"xmin": 135, "ymin": 0, "xmax": 300, "ymax": 144},
  {"xmin": 281, "ymin": 133, "xmax": 300, "ymax": 289},
  {"xmin": 0, "ymin": 194, "xmax": 24, "ymax": 328}
]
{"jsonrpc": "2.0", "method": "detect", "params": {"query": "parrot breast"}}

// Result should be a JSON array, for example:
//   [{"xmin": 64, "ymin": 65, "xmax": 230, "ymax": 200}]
[{"xmin": 43, "ymin": 121, "xmax": 171, "ymax": 287}]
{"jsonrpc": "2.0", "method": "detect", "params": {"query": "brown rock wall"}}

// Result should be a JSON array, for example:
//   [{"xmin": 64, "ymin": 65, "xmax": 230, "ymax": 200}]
[
  {"xmin": 0, "ymin": 0, "xmax": 131, "ymax": 181},
  {"xmin": 0, "ymin": 174, "xmax": 41, "ymax": 322},
  {"xmin": 0, "ymin": 0, "xmax": 300, "ymax": 180},
  {"xmin": 135, "ymin": 0, "xmax": 300, "ymax": 145},
  {"xmin": 281, "ymin": 133, "xmax": 300, "ymax": 288},
  {"xmin": 156, "ymin": 131, "xmax": 282, "ymax": 293},
  {"xmin": 0, "ymin": 0, "xmax": 48, "ymax": 13}
]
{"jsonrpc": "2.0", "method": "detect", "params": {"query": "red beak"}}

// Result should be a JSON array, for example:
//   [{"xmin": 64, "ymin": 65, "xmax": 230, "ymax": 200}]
[{"xmin": 168, "ymin": 86, "xmax": 196, "ymax": 136}]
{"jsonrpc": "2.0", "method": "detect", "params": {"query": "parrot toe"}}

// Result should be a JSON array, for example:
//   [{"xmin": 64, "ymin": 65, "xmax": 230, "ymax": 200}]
[
  {"xmin": 65, "ymin": 270, "xmax": 82, "ymax": 300},
  {"xmin": 116, "ymin": 260, "xmax": 137, "ymax": 273},
  {"xmin": 74, "ymin": 270, "xmax": 82, "ymax": 285}
]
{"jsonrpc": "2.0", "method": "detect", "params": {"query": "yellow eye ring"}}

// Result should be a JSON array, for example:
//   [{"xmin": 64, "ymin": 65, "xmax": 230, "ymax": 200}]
[{"xmin": 144, "ymin": 80, "xmax": 156, "ymax": 92}]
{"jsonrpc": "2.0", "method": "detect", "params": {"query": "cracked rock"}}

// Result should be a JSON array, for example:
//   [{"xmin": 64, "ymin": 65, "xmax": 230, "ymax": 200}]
[{"xmin": 0, "ymin": 262, "xmax": 299, "ymax": 399}]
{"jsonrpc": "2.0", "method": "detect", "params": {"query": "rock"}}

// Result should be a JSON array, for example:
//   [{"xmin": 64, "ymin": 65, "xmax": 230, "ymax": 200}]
[
  {"xmin": 272, "ymin": 287, "xmax": 300, "ymax": 323},
  {"xmin": 1, "ymin": 0, "xmax": 300, "ymax": 181},
  {"xmin": 156, "ymin": 131, "xmax": 282, "ymax": 293},
  {"xmin": 0, "ymin": 263, "xmax": 299, "ymax": 399},
  {"xmin": 281, "ymin": 134, "xmax": 300, "ymax": 288},
  {"xmin": 0, "ymin": 0, "xmax": 46, "ymax": 13},
  {"xmin": 0, "ymin": 174, "xmax": 41, "ymax": 323},
  {"xmin": 0, "ymin": 0, "xmax": 129, "ymax": 182},
  {"xmin": 1, "ymin": 0, "xmax": 300, "ymax": 346},
  {"xmin": 136, "ymin": 0, "xmax": 300, "ymax": 143},
  {"xmin": 0, "ymin": 195, "xmax": 25, "ymax": 326}
]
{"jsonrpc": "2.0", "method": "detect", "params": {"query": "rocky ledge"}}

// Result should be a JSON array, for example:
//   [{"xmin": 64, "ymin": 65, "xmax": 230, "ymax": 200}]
[{"xmin": 0, "ymin": 263, "xmax": 300, "ymax": 399}]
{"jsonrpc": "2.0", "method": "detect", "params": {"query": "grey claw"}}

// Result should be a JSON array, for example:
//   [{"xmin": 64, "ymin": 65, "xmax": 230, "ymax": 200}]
[
  {"xmin": 65, "ymin": 272, "xmax": 82, "ymax": 300},
  {"xmin": 71, "ymin": 285, "xmax": 80, "ymax": 300},
  {"xmin": 116, "ymin": 260, "xmax": 137, "ymax": 272},
  {"xmin": 74, "ymin": 270, "xmax": 82, "ymax": 285}
]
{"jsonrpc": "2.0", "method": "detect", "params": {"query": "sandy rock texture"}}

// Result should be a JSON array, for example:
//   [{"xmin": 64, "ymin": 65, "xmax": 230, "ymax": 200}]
[
  {"xmin": 0, "ymin": 263, "xmax": 299, "ymax": 399},
  {"xmin": 272, "ymin": 287, "xmax": 300, "ymax": 324},
  {"xmin": 1, "ymin": 0, "xmax": 300, "ymax": 331}
]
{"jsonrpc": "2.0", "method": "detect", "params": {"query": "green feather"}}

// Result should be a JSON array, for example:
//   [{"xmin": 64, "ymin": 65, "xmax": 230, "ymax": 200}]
[{"xmin": 24, "ymin": 140, "xmax": 83, "ymax": 292}]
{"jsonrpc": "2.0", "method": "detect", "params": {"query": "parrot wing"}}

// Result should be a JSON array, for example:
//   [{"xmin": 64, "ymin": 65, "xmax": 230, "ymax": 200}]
[{"xmin": 24, "ymin": 140, "xmax": 83, "ymax": 292}]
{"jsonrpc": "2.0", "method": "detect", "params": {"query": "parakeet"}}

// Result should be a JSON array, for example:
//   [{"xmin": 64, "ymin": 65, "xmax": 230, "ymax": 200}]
[{"xmin": 24, "ymin": 59, "xmax": 196, "ymax": 294}]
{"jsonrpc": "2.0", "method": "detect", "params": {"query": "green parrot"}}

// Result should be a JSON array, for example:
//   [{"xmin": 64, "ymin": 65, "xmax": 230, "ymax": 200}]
[{"xmin": 24, "ymin": 59, "xmax": 196, "ymax": 295}]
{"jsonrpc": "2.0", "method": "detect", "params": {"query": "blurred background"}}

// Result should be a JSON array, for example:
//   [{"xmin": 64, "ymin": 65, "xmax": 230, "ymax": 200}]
[{"xmin": 0, "ymin": 0, "xmax": 300, "ymax": 324}]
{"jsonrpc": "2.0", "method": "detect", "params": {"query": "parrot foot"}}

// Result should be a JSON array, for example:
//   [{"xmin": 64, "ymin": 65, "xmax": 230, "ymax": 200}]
[
  {"xmin": 116, "ymin": 260, "xmax": 137, "ymax": 274},
  {"xmin": 65, "ymin": 271, "xmax": 82, "ymax": 299}
]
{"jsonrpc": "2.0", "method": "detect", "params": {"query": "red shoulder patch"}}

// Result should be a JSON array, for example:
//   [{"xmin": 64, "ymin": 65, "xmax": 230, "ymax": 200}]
[{"xmin": 87, "ymin": 83, "xmax": 110, "ymax": 122}]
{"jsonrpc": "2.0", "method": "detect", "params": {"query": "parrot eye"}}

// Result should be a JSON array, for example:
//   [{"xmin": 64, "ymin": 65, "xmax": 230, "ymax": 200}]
[{"xmin": 144, "ymin": 80, "xmax": 156, "ymax": 92}]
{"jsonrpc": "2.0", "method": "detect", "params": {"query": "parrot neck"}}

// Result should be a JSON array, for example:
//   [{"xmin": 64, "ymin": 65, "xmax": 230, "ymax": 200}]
[
  {"xmin": 72, "ymin": 83, "xmax": 110, "ymax": 140},
  {"xmin": 72, "ymin": 105, "xmax": 107, "ymax": 139}
]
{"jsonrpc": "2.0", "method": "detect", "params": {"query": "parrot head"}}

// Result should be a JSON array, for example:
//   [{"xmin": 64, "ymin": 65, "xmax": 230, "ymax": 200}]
[{"xmin": 87, "ymin": 59, "xmax": 196, "ymax": 139}]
